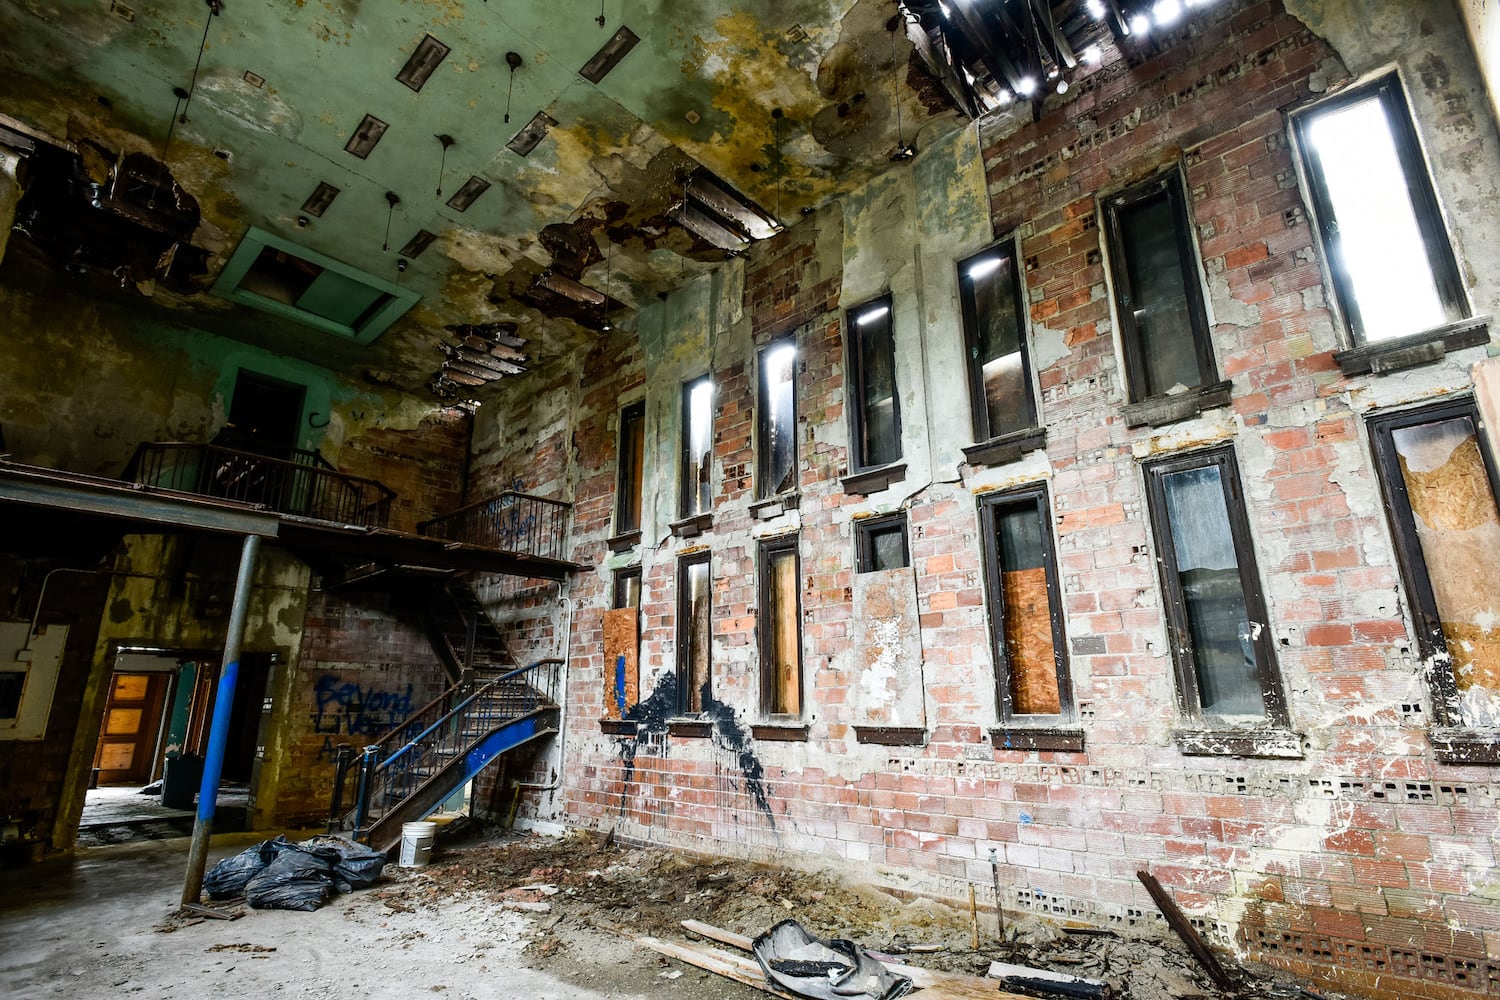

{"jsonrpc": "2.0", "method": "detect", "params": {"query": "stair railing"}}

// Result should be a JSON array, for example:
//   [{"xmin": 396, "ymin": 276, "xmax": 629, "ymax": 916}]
[
  {"xmin": 349, "ymin": 658, "xmax": 562, "ymax": 834},
  {"xmin": 416, "ymin": 490, "xmax": 570, "ymax": 560}
]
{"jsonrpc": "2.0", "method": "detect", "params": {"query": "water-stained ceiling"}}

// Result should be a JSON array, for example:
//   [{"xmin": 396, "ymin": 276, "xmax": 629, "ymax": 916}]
[{"xmin": 0, "ymin": 0, "xmax": 973, "ymax": 397}]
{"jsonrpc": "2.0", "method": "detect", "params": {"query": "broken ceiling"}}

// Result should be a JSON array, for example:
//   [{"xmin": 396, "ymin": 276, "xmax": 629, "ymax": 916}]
[{"xmin": 0, "ymin": 0, "xmax": 977, "ymax": 397}]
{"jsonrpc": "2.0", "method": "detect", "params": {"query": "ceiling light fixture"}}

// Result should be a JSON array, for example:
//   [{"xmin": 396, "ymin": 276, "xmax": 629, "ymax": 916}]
[
  {"xmin": 345, "ymin": 113, "xmax": 389, "ymax": 159},
  {"xmin": 600, "ymin": 240, "xmax": 613, "ymax": 332},
  {"xmin": 1130, "ymin": 12, "xmax": 1151, "ymax": 35},
  {"xmin": 771, "ymin": 108, "xmax": 786, "ymax": 218},
  {"xmin": 888, "ymin": 14, "xmax": 916, "ymax": 161},
  {"xmin": 302, "ymin": 181, "xmax": 340, "ymax": 217},
  {"xmin": 446, "ymin": 175, "xmax": 491, "ymax": 212},
  {"xmin": 1153, "ymin": 0, "xmax": 1182, "ymax": 24},
  {"xmin": 434, "ymin": 133, "xmax": 454, "ymax": 196},
  {"xmin": 1016, "ymin": 76, "xmax": 1038, "ymax": 96},
  {"xmin": 506, "ymin": 110, "xmax": 557, "ymax": 156},
  {"xmin": 503, "ymin": 51, "xmax": 523, "ymax": 124},
  {"xmin": 580, "ymin": 25, "xmax": 640, "ymax": 83},
  {"xmin": 151, "ymin": 0, "xmax": 221, "ymax": 208},
  {"xmin": 396, "ymin": 34, "xmax": 451, "ymax": 92},
  {"xmin": 596, "ymin": 0, "xmax": 606, "ymax": 28},
  {"xmin": 382, "ymin": 191, "xmax": 399, "ymax": 252},
  {"xmin": 399, "ymin": 229, "xmax": 436, "ymax": 259},
  {"xmin": 1087, "ymin": 0, "xmax": 1106, "ymax": 17}
]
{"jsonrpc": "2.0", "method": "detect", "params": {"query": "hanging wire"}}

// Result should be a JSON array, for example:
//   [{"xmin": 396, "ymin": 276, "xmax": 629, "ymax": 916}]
[
  {"xmin": 771, "ymin": 108, "xmax": 784, "ymax": 221},
  {"xmin": 151, "ymin": 2, "xmax": 219, "ymax": 208},
  {"xmin": 596, "ymin": 0, "xmax": 607, "ymax": 28},
  {"xmin": 601, "ymin": 240, "xmax": 613, "ymax": 331},
  {"xmin": 382, "ymin": 192, "xmax": 400, "ymax": 252},
  {"xmin": 435, "ymin": 134, "xmax": 454, "ymax": 196},
  {"xmin": 504, "ymin": 52, "xmax": 523, "ymax": 124}
]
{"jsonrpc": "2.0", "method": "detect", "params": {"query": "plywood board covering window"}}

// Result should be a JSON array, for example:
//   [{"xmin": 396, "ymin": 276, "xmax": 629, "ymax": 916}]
[
  {"xmin": 760, "ymin": 538, "xmax": 802, "ymax": 716},
  {"xmin": 980, "ymin": 486, "xmax": 1071, "ymax": 721},
  {"xmin": 678, "ymin": 553, "xmax": 712, "ymax": 713},
  {"xmin": 1372, "ymin": 400, "xmax": 1500, "ymax": 726}
]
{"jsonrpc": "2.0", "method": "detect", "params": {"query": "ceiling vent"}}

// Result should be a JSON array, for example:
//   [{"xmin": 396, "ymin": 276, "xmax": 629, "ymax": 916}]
[
  {"xmin": 507, "ymin": 111, "xmax": 557, "ymax": 157},
  {"xmin": 580, "ymin": 26, "xmax": 640, "ymax": 84},
  {"xmin": 396, "ymin": 34, "xmax": 450, "ymax": 92},
  {"xmin": 669, "ymin": 170, "xmax": 782, "ymax": 252},
  {"xmin": 212, "ymin": 227, "xmax": 420, "ymax": 344},
  {"xmin": 301, "ymin": 181, "xmax": 340, "ymax": 217},
  {"xmin": 446, "ymin": 175, "xmax": 491, "ymax": 212},
  {"xmin": 345, "ymin": 114, "xmax": 388, "ymax": 159}
]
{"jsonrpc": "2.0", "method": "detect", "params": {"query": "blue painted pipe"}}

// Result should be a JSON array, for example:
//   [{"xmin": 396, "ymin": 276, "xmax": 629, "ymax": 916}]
[{"xmin": 195, "ymin": 658, "xmax": 240, "ymax": 822}]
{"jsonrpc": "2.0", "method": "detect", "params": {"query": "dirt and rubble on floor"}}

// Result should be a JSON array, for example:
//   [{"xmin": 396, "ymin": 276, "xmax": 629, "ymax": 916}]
[{"xmin": 364, "ymin": 826, "xmax": 1350, "ymax": 1000}]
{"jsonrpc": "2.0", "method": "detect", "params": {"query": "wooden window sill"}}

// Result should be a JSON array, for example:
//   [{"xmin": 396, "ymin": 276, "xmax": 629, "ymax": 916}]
[
  {"xmin": 669, "ymin": 512, "xmax": 713, "ymax": 538},
  {"xmin": 854, "ymin": 725, "xmax": 926, "ymax": 746},
  {"xmin": 667, "ymin": 719, "xmax": 713, "ymax": 738},
  {"xmin": 1174, "ymin": 728, "xmax": 1304, "ymax": 759},
  {"xmin": 599, "ymin": 718, "xmax": 638, "ymax": 736},
  {"xmin": 751, "ymin": 723, "xmax": 809, "ymax": 742},
  {"xmin": 749, "ymin": 493, "xmax": 799, "ymax": 520},
  {"xmin": 963, "ymin": 427, "xmax": 1047, "ymax": 468},
  {"xmin": 989, "ymin": 727, "xmax": 1085, "ymax": 753},
  {"xmin": 1430, "ymin": 728, "xmax": 1500, "ymax": 765},
  {"xmin": 1121, "ymin": 380, "xmax": 1232, "ymax": 429},
  {"xmin": 842, "ymin": 463, "xmax": 906, "ymax": 497},
  {"xmin": 606, "ymin": 529, "xmax": 641, "ymax": 553},
  {"xmin": 1333, "ymin": 316, "xmax": 1490, "ymax": 377}
]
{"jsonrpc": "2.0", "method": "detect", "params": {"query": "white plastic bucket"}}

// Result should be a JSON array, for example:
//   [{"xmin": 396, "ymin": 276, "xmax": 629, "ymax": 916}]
[{"xmin": 398, "ymin": 821, "xmax": 438, "ymax": 867}]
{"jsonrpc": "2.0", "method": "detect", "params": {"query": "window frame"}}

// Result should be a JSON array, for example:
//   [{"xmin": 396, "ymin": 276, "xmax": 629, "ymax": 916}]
[
  {"xmin": 977, "ymin": 484, "xmax": 1074, "ymax": 724},
  {"xmin": 612, "ymin": 566, "xmax": 642, "ymax": 611},
  {"xmin": 845, "ymin": 295, "xmax": 903, "ymax": 474},
  {"xmin": 1368, "ymin": 397, "xmax": 1500, "ymax": 728},
  {"xmin": 755, "ymin": 335, "xmax": 799, "ymax": 500},
  {"xmin": 1142, "ymin": 445, "xmax": 1289, "ymax": 726},
  {"xmin": 1101, "ymin": 169, "xmax": 1218, "ymax": 404},
  {"xmin": 757, "ymin": 534, "xmax": 804, "ymax": 719},
  {"xmin": 614, "ymin": 400, "xmax": 646, "ymax": 535},
  {"xmin": 678, "ymin": 375, "xmax": 714, "ymax": 520},
  {"xmin": 854, "ymin": 513, "xmax": 910, "ymax": 573},
  {"xmin": 958, "ymin": 239, "xmax": 1040, "ymax": 444},
  {"xmin": 675, "ymin": 550, "xmax": 712, "ymax": 715},
  {"xmin": 1289, "ymin": 73, "xmax": 1469, "ymax": 347}
]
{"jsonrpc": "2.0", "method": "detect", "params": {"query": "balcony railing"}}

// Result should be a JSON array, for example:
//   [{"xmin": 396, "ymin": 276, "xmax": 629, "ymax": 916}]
[
  {"xmin": 417, "ymin": 491, "xmax": 570, "ymax": 562},
  {"xmin": 124, "ymin": 441, "xmax": 396, "ymax": 528}
]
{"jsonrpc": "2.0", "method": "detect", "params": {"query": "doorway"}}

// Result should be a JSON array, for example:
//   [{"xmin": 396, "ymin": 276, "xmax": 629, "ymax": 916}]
[
  {"xmin": 92, "ymin": 672, "xmax": 168, "ymax": 785},
  {"xmin": 224, "ymin": 370, "xmax": 306, "ymax": 456}
]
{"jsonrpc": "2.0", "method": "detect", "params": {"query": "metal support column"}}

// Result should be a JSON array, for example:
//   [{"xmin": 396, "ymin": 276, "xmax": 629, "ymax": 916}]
[{"xmin": 180, "ymin": 533, "xmax": 261, "ymax": 906}]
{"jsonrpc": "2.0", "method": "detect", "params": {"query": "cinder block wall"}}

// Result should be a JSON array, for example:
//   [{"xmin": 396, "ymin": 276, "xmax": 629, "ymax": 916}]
[{"xmin": 469, "ymin": 3, "xmax": 1500, "ymax": 998}]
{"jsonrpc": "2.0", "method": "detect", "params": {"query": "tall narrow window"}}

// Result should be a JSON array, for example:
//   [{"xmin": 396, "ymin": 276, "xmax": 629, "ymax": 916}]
[
  {"xmin": 1102, "ymin": 171, "xmax": 1216, "ymax": 402},
  {"xmin": 847, "ymin": 297, "xmax": 902, "ymax": 471},
  {"xmin": 615, "ymin": 401, "xmax": 645, "ymax": 535},
  {"xmin": 759, "ymin": 536, "xmax": 802, "ymax": 717},
  {"xmin": 613, "ymin": 566, "xmax": 642, "ymax": 610},
  {"xmin": 679, "ymin": 377, "xmax": 713, "ymax": 519},
  {"xmin": 1292, "ymin": 75, "xmax": 1467, "ymax": 345},
  {"xmin": 960, "ymin": 242, "xmax": 1037, "ymax": 442},
  {"xmin": 1370, "ymin": 400, "xmax": 1500, "ymax": 728},
  {"xmin": 757, "ymin": 338, "xmax": 798, "ymax": 498},
  {"xmin": 1144, "ymin": 447, "xmax": 1286, "ymax": 723},
  {"xmin": 677, "ymin": 552, "xmax": 712, "ymax": 714},
  {"xmin": 979, "ymin": 486, "xmax": 1071, "ymax": 720}
]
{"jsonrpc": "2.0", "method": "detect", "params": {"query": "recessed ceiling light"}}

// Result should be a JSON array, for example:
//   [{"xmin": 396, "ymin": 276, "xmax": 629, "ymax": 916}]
[
  {"xmin": 345, "ymin": 114, "xmax": 389, "ymax": 159},
  {"xmin": 579, "ymin": 25, "xmax": 640, "ymax": 84},
  {"xmin": 684, "ymin": 109, "xmax": 701, "ymax": 124},
  {"xmin": 396, "ymin": 35, "xmax": 451, "ymax": 92},
  {"xmin": 399, "ymin": 230, "xmax": 437, "ymax": 259},
  {"xmin": 446, "ymin": 176, "xmax": 491, "ymax": 212},
  {"xmin": 506, "ymin": 111, "xmax": 557, "ymax": 157},
  {"xmin": 301, "ymin": 181, "xmax": 341, "ymax": 217},
  {"xmin": 243, "ymin": 70, "xmax": 265, "ymax": 89}
]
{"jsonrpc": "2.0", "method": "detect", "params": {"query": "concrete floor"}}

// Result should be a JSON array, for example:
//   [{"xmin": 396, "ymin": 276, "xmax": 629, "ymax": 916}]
[{"xmin": 0, "ymin": 833, "xmax": 674, "ymax": 1000}]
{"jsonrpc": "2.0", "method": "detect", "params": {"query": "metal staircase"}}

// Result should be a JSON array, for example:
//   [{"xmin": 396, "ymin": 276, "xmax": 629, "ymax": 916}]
[
  {"xmin": 333, "ymin": 579, "xmax": 562, "ymax": 853},
  {"xmin": 347, "ymin": 659, "xmax": 561, "ymax": 852}
]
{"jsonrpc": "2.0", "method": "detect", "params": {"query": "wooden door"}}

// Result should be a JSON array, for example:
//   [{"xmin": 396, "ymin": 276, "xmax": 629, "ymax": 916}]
[{"xmin": 94, "ymin": 673, "xmax": 167, "ymax": 785}]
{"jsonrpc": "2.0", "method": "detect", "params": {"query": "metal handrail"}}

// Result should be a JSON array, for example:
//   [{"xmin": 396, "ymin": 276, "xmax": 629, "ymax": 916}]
[
  {"xmin": 124, "ymin": 441, "xmax": 396, "ymax": 528},
  {"xmin": 348, "ymin": 658, "xmax": 562, "ymax": 832},
  {"xmin": 417, "ymin": 490, "xmax": 570, "ymax": 561}
]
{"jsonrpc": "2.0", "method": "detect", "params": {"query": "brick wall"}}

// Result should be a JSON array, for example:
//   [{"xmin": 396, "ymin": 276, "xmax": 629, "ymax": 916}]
[
  {"xmin": 472, "ymin": 3, "xmax": 1500, "ymax": 998},
  {"xmin": 273, "ymin": 589, "xmax": 448, "ymax": 826},
  {"xmin": 333, "ymin": 408, "xmax": 469, "ymax": 534}
]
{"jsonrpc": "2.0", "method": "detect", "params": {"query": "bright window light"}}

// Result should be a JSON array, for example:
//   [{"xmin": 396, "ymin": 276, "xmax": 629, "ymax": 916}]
[
  {"xmin": 965, "ymin": 256, "xmax": 1004, "ymax": 280},
  {"xmin": 1153, "ymin": 0, "xmax": 1182, "ymax": 24},
  {"xmin": 855, "ymin": 304, "xmax": 891, "ymax": 325},
  {"xmin": 1307, "ymin": 95, "xmax": 1448, "ymax": 341}
]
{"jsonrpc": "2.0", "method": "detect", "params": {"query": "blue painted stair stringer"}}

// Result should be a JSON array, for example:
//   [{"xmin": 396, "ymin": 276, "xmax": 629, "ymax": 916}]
[{"xmin": 407, "ymin": 714, "xmax": 548, "ymax": 825}]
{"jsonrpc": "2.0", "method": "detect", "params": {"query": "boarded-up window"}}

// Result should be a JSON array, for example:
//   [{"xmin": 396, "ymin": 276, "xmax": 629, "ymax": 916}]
[
  {"xmin": 680, "ymin": 377, "xmax": 714, "ymax": 518},
  {"xmin": 616, "ymin": 402, "xmax": 646, "ymax": 533},
  {"xmin": 758, "ymin": 339, "xmax": 798, "ymax": 498},
  {"xmin": 1372, "ymin": 401, "xmax": 1500, "ymax": 726},
  {"xmin": 759, "ymin": 537, "xmax": 802, "ymax": 716},
  {"xmin": 979, "ymin": 486, "xmax": 1071, "ymax": 719},
  {"xmin": 677, "ymin": 552, "xmax": 712, "ymax": 713},
  {"xmin": 1144, "ymin": 446, "xmax": 1286, "ymax": 723}
]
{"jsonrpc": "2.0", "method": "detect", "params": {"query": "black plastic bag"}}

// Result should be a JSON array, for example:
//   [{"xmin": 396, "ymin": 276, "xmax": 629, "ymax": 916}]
[
  {"xmin": 202, "ymin": 840, "xmax": 276, "ymax": 900},
  {"xmin": 298, "ymin": 834, "xmax": 387, "ymax": 892},
  {"xmin": 244, "ymin": 848, "xmax": 334, "ymax": 911}
]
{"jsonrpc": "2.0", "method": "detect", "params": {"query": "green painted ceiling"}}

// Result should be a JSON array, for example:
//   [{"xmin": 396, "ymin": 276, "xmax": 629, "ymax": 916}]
[{"xmin": 0, "ymin": 0, "xmax": 959, "ymax": 395}]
